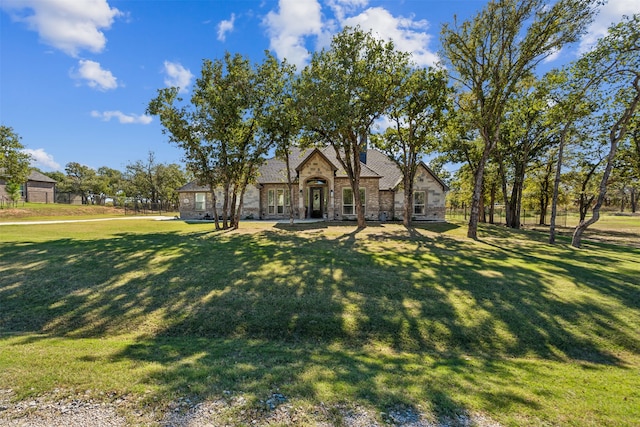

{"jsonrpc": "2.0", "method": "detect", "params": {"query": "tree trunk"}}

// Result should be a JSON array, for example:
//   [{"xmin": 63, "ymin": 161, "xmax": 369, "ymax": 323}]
[
  {"xmin": 572, "ymin": 78, "xmax": 640, "ymax": 248},
  {"xmin": 631, "ymin": 187, "xmax": 637, "ymax": 213},
  {"xmin": 468, "ymin": 143, "xmax": 491, "ymax": 239},
  {"xmin": 497, "ymin": 154, "xmax": 510, "ymax": 226},
  {"xmin": 285, "ymin": 154, "xmax": 295, "ymax": 225},
  {"xmin": 234, "ymin": 189, "xmax": 245, "ymax": 230},
  {"xmin": 511, "ymin": 165, "xmax": 526, "ymax": 229},
  {"xmin": 353, "ymin": 174, "xmax": 366, "ymax": 228},
  {"xmin": 538, "ymin": 195, "xmax": 546, "ymax": 225},
  {"xmin": 209, "ymin": 184, "xmax": 221, "ymax": 230},
  {"xmin": 549, "ymin": 127, "xmax": 568, "ymax": 244},
  {"xmin": 230, "ymin": 190, "xmax": 238, "ymax": 229},
  {"xmin": 489, "ymin": 182, "xmax": 496, "ymax": 224},
  {"xmin": 222, "ymin": 182, "xmax": 230, "ymax": 229},
  {"xmin": 403, "ymin": 174, "xmax": 413, "ymax": 227}
]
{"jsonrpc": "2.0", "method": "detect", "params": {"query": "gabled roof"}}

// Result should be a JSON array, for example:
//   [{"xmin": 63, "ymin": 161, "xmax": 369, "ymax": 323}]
[
  {"xmin": 28, "ymin": 170, "xmax": 57, "ymax": 183},
  {"xmin": 363, "ymin": 149, "xmax": 402, "ymax": 190},
  {"xmin": 294, "ymin": 148, "xmax": 338, "ymax": 173},
  {"xmin": 178, "ymin": 181, "xmax": 209, "ymax": 192},
  {"xmin": 257, "ymin": 146, "xmax": 381, "ymax": 184},
  {"xmin": 0, "ymin": 169, "xmax": 57, "ymax": 183},
  {"xmin": 418, "ymin": 161, "xmax": 450, "ymax": 192},
  {"xmin": 177, "ymin": 146, "xmax": 449, "ymax": 192}
]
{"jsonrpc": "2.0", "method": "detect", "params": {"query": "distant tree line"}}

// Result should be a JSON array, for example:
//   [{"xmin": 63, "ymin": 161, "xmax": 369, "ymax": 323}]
[{"xmin": 43, "ymin": 152, "xmax": 188, "ymax": 211}]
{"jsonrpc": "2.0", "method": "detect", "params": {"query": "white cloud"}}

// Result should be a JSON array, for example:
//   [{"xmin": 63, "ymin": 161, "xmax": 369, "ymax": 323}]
[
  {"xmin": 341, "ymin": 7, "xmax": 438, "ymax": 67},
  {"xmin": 72, "ymin": 59, "xmax": 118, "ymax": 90},
  {"xmin": 91, "ymin": 110, "xmax": 153, "ymax": 124},
  {"xmin": 579, "ymin": 0, "xmax": 639, "ymax": 53},
  {"xmin": 217, "ymin": 13, "xmax": 235, "ymax": 41},
  {"xmin": 263, "ymin": 1, "xmax": 439, "ymax": 69},
  {"xmin": 373, "ymin": 115, "xmax": 394, "ymax": 133},
  {"xmin": 1, "ymin": 0, "xmax": 122, "ymax": 57},
  {"xmin": 327, "ymin": 0, "xmax": 369, "ymax": 22},
  {"xmin": 263, "ymin": 0, "xmax": 325, "ymax": 69},
  {"xmin": 163, "ymin": 61, "xmax": 194, "ymax": 93},
  {"xmin": 23, "ymin": 148, "xmax": 61, "ymax": 171},
  {"xmin": 543, "ymin": 46, "xmax": 562, "ymax": 63}
]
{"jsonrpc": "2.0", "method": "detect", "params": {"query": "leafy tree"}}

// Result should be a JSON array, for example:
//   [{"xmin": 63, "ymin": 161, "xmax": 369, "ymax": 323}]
[
  {"xmin": 297, "ymin": 26, "xmax": 411, "ymax": 228},
  {"xmin": 95, "ymin": 166, "xmax": 125, "ymax": 205},
  {"xmin": 259, "ymin": 61, "xmax": 300, "ymax": 224},
  {"xmin": 524, "ymin": 147, "xmax": 559, "ymax": 225},
  {"xmin": 155, "ymin": 163, "xmax": 188, "ymax": 210},
  {"xmin": 569, "ymin": 15, "xmax": 640, "ymax": 248},
  {"xmin": 563, "ymin": 131, "xmax": 608, "ymax": 222},
  {"xmin": 0, "ymin": 126, "xmax": 31, "ymax": 205},
  {"xmin": 149, "ymin": 52, "xmax": 288, "ymax": 229},
  {"xmin": 125, "ymin": 152, "xmax": 187, "ymax": 210},
  {"xmin": 371, "ymin": 66, "xmax": 451, "ymax": 227},
  {"xmin": 495, "ymin": 77, "xmax": 555, "ymax": 228},
  {"xmin": 148, "ymin": 86, "xmax": 224, "ymax": 227},
  {"xmin": 43, "ymin": 170, "xmax": 68, "ymax": 189},
  {"xmin": 614, "ymin": 115, "xmax": 640, "ymax": 212},
  {"xmin": 65, "ymin": 162, "xmax": 96, "ymax": 204},
  {"xmin": 440, "ymin": 0, "xmax": 597, "ymax": 239}
]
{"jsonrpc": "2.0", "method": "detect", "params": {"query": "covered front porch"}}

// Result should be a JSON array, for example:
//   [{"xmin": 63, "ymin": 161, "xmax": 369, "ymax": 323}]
[{"xmin": 298, "ymin": 177, "xmax": 334, "ymax": 220}]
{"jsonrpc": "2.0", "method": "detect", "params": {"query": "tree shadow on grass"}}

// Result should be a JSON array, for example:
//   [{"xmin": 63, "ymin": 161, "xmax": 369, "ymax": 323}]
[{"xmin": 1, "ymin": 222, "xmax": 638, "ymax": 423}]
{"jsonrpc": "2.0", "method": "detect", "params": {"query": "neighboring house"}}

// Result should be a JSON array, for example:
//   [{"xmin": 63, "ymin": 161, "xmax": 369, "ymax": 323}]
[
  {"xmin": 178, "ymin": 147, "xmax": 449, "ymax": 222},
  {"xmin": 0, "ymin": 170, "xmax": 57, "ymax": 204}
]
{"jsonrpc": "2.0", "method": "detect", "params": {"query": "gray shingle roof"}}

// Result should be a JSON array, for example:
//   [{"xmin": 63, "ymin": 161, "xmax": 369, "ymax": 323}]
[
  {"xmin": 177, "ymin": 181, "xmax": 210, "ymax": 192},
  {"xmin": 27, "ymin": 170, "xmax": 57, "ymax": 183},
  {"xmin": 177, "ymin": 146, "xmax": 447, "ymax": 192},
  {"xmin": 257, "ymin": 146, "xmax": 381, "ymax": 184}
]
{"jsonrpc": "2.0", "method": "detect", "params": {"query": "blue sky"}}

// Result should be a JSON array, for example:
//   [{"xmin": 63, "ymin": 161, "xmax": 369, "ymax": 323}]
[{"xmin": 1, "ymin": 0, "xmax": 637, "ymax": 173}]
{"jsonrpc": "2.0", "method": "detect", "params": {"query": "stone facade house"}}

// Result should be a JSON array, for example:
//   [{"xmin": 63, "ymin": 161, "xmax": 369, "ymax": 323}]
[
  {"xmin": 0, "ymin": 170, "xmax": 56, "ymax": 204},
  {"xmin": 177, "ymin": 147, "xmax": 448, "ymax": 222}
]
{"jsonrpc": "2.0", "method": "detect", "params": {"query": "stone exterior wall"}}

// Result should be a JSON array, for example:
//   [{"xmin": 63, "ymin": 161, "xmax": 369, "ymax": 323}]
[
  {"xmin": 179, "ymin": 185, "xmax": 260, "ymax": 220},
  {"xmin": 378, "ymin": 190, "xmax": 394, "ymax": 221},
  {"xmin": 333, "ymin": 177, "xmax": 381, "ymax": 221},
  {"xmin": 177, "ymin": 151, "xmax": 448, "ymax": 223},
  {"xmin": 260, "ymin": 184, "xmax": 300, "ymax": 220},
  {"xmin": 393, "ymin": 165, "xmax": 446, "ymax": 221},
  {"xmin": 297, "ymin": 151, "xmax": 335, "ymax": 220}
]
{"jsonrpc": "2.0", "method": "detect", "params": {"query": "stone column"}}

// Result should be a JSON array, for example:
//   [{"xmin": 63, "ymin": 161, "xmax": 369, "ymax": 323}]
[{"xmin": 298, "ymin": 182, "xmax": 305, "ymax": 219}]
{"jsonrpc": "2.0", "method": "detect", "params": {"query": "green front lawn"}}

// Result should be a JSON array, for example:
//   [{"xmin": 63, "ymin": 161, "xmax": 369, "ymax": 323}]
[{"xmin": 1, "ymin": 220, "xmax": 638, "ymax": 425}]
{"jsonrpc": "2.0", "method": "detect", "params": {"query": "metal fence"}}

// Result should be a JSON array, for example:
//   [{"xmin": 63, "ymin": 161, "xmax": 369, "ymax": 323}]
[
  {"xmin": 446, "ymin": 207, "xmax": 570, "ymax": 227},
  {"xmin": 123, "ymin": 201, "xmax": 177, "ymax": 216}
]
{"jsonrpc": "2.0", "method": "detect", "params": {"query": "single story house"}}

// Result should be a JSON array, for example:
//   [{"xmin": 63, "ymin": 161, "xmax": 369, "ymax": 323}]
[
  {"xmin": 0, "ymin": 170, "xmax": 57, "ymax": 204},
  {"xmin": 178, "ymin": 147, "xmax": 448, "ymax": 222}
]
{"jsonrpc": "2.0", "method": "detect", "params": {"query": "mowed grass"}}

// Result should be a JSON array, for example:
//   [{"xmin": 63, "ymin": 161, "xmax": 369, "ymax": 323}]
[
  {"xmin": 0, "ymin": 218, "xmax": 639, "ymax": 426},
  {"xmin": 0, "ymin": 202, "xmax": 177, "ymax": 221}
]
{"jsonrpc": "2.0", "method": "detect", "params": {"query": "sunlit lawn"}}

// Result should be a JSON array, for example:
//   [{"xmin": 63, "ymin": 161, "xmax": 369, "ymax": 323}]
[
  {"xmin": 0, "ymin": 202, "xmax": 177, "ymax": 221},
  {"xmin": 1, "ymin": 219, "xmax": 638, "ymax": 426}
]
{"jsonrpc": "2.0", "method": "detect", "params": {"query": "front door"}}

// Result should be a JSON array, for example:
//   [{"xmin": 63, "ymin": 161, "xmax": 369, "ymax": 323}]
[{"xmin": 310, "ymin": 187, "xmax": 324, "ymax": 218}]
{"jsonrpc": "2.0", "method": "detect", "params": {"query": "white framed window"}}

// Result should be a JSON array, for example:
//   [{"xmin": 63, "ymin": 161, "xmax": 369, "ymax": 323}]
[
  {"xmin": 414, "ymin": 191, "xmax": 425, "ymax": 215},
  {"xmin": 195, "ymin": 193, "xmax": 206, "ymax": 211},
  {"xmin": 277, "ymin": 189, "xmax": 285, "ymax": 214},
  {"xmin": 268, "ymin": 189, "xmax": 275, "ymax": 214},
  {"xmin": 343, "ymin": 187, "xmax": 365, "ymax": 215},
  {"xmin": 268, "ymin": 188, "xmax": 290, "ymax": 214}
]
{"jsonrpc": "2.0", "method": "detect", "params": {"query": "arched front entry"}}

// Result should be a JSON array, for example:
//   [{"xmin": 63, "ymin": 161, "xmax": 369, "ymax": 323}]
[{"xmin": 305, "ymin": 178, "xmax": 327, "ymax": 219}]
